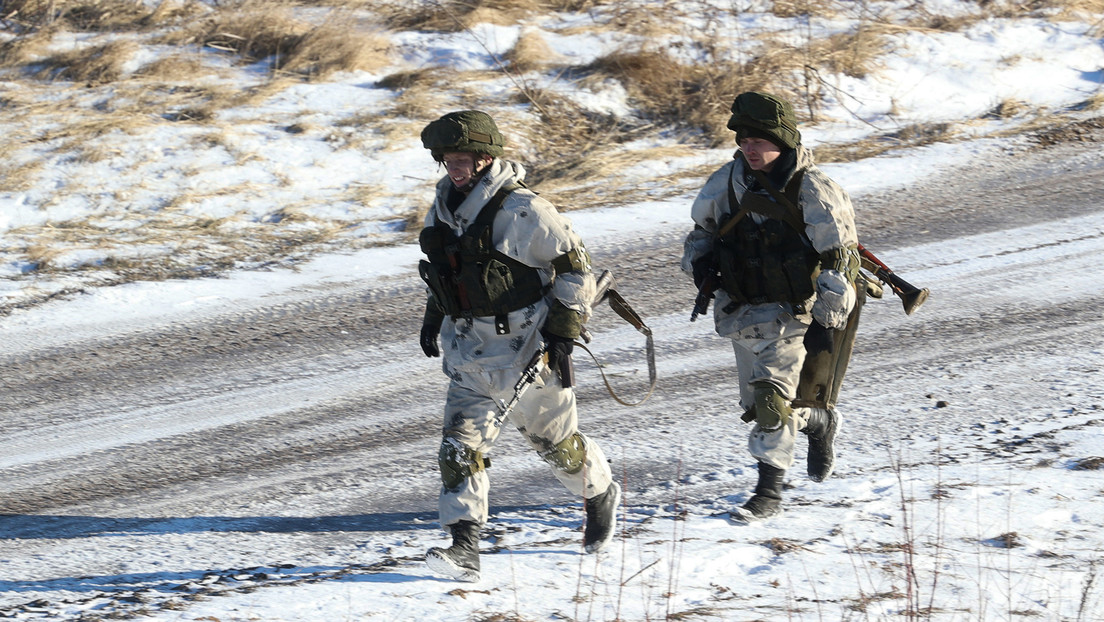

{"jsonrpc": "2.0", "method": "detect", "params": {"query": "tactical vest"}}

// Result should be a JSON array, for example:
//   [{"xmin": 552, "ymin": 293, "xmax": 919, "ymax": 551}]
[
  {"xmin": 714, "ymin": 169, "xmax": 819, "ymax": 307},
  {"xmin": 418, "ymin": 184, "xmax": 548, "ymax": 329}
]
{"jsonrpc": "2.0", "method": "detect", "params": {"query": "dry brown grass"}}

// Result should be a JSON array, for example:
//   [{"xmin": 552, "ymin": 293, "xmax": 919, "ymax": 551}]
[
  {"xmin": 2, "ymin": 0, "xmax": 205, "ymax": 33},
  {"xmin": 377, "ymin": 0, "xmax": 592, "ymax": 32},
  {"xmin": 134, "ymin": 54, "xmax": 218, "ymax": 82},
  {"xmin": 505, "ymin": 28, "xmax": 562, "ymax": 72},
  {"xmin": 279, "ymin": 19, "xmax": 391, "ymax": 79},
  {"xmin": 165, "ymin": 3, "xmax": 389, "ymax": 79},
  {"xmin": 770, "ymin": 0, "xmax": 838, "ymax": 18},
  {"xmin": 172, "ymin": 1, "xmax": 310, "ymax": 63},
  {"xmin": 35, "ymin": 38, "xmax": 138, "ymax": 83},
  {"xmin": 813, "ymin": 122, "xmax": 956, "ymax": 163}
]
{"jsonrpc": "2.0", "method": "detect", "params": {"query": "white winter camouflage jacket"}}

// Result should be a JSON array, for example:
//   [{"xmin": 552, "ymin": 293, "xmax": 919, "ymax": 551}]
[
  {"xmin": 426, "ymin": 158, "xmax": 596, "ymax": 373},
  {"xmin": 681, "ymin": 146, "xmax": 858, "ymax": 335}
]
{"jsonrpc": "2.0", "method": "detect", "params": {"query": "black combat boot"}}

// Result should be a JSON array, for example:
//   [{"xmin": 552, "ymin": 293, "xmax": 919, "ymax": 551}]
[
  {"xmin": 729, "ymin": 462, "xmax": 785, "ymax": 524},
  {"xmin": 803, "ymin": 408, "xmax": 839, "ymax": 482},
  {"xmin": 426, "ymin": 520, "xmax": 481, "ymax": 582},
  {"xmin": 583, "ymin": 481, "xmax": 621, "ymax": 553}
]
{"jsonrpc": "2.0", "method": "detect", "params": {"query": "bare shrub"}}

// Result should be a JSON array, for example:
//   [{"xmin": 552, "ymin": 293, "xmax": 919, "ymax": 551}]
[
  {"xmin": 36, "ymin": 39, "xmax": 139, "ymax": 83},
  {"xmin": 806, "ymin": 27, "xmax": 887, "ymax": 79}
]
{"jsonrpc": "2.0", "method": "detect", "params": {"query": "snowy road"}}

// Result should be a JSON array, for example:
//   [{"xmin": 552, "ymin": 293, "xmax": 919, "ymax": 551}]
[{"xmin": 2, "ymin": 136, "xmax": 1103, "ymax": 619}]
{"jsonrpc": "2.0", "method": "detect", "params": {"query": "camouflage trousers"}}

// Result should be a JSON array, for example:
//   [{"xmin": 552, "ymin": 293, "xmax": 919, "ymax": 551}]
[
  {"xmin": 729, "ymin": 307, "xmax": 827, "ymax": 471},
  {"xmin": 437, "ymin": 361, "xmax": 613, "ymax": 528}
]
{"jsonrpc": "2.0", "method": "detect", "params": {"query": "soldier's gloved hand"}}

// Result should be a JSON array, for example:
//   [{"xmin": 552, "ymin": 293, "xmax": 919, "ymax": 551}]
[
  {"xmin": 803, "ymin": 320, "xmax": 834, "ymax": 356},
  {"xmin": 691, "ymin": 253, "xmax": 717, "ymax": 289},
  {"xmin": 811, "ymin": 269, "xmax": 855, "ymax": 329},
  {"xmin": 541, "ymin": 327, "xmax": 574, "ymax": 371},
  {"xmin": 420, "ymin": 322, "xmax": 440, "ymax": 357}
]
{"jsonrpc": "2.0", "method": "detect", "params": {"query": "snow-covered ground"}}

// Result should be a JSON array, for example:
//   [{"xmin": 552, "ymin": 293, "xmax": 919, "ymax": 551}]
[{"xmin": 2, "ymin": 2, "xmax": 1104, "ymax": 621}]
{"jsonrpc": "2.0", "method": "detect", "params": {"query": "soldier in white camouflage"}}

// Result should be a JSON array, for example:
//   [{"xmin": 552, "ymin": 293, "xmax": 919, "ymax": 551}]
[
  {"xmin": 681, "ymin": 92, "xmax": 861, "ymax": 523},
  {"xmin": 417, "ymin": 110, "xmax": 620, "ymax": 581}
]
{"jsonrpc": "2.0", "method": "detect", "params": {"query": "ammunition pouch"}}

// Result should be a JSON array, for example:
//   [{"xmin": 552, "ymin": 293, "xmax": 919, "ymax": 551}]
[
  {"xmin": 715, "ymin": 194, "xmax": 818, "ymax": 306},
  {"xmin": 418, "ymin": 185, "xmax": 548, "ymax": 324}
]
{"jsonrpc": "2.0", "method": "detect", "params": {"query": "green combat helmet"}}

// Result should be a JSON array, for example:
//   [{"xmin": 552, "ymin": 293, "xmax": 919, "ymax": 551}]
[
  {"xmin": 421, "ymin": 110, "xmax": 505, "ymax": 162},
  {"xmin": 727, "ymin": 91, "xmax": 801, "ymax": 150}
]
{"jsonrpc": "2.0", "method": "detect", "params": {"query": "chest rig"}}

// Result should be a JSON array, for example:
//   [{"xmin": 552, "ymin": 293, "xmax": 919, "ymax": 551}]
[
  {"xmin": 714, "ymin": 168, "xmax": 819, "ymax": 308},
  {"xmin": 715, "ymin": 167, "xmax": 821, "ymax": 309},
  {"xmin": 418, "ymin": 183, "xmax": 548, "ymax": 333}
]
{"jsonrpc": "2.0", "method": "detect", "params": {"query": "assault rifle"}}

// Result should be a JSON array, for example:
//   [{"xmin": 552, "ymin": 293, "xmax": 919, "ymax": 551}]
[
  {"xmin": 858, "ymin": 243, "xmax": 929, "ymax": 315},
  {"xmin": 493, "ymin": 270, "xmax": 616, "ymax": 427},
  {"xmin": 690, "ymin": 269, "xmax": 720, "ymax": 322}
]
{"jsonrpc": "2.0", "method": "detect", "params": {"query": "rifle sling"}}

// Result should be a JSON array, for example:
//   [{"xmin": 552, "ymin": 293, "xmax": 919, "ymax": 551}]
[{"xmin": 716, "ymin": 157, "xmax": 807, "ymax": 237}]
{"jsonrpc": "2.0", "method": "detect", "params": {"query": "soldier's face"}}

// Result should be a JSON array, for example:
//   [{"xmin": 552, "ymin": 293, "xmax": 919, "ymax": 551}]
[
  {"xmin": 442, "ymin": 153, "xmax": 491, "ymax": 189},
  {"xmin": 738, "ymin": 137, "xmax": 782, "ymax": 172}
]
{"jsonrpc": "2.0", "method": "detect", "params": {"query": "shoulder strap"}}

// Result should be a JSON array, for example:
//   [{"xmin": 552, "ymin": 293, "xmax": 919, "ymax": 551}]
[
  {"xmin": 716, "ymin": 171, "xmax": 751, "ymax": 239},
  {"xmin": 473, "ymin": 181, "xmax": 522, "ymax": 229},
  {"xmin": 747, "ymin": 167, "xmax": 807, "ymax": 234}
]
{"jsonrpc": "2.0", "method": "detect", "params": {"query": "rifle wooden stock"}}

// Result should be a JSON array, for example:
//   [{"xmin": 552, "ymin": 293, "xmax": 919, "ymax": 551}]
[{"xmin": 857, "ymin": 243, "xmax": 929, "ymax": 315}]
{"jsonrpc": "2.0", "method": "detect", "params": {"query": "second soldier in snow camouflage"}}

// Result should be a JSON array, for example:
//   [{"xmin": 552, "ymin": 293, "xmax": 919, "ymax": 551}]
[
  {"xmin": 682, "ymin": 92, "xmax": 861, "ymax": 524},
  {"xmin": 417, "ymin": 110, "xmax": 620, "ymax": 582}
]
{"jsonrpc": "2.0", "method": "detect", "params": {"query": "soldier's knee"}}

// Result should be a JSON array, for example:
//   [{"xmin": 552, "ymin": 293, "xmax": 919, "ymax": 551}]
[
  {"xmin": 536, "ymin": 432, "xmax": 586, "ymax": 474},
  {"xmin": 751, "ymin": 381, "xmax": 792, "ymax": 431},
  {"xmin": 438, "ymin": 437, "xmax": 489, "ymax": 490}
]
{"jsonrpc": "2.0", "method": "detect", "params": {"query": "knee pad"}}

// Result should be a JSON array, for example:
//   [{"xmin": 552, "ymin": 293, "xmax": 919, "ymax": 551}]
[
  {"xmin": 751, "ymin": 382, "xmax": 792, "ymax": 431},
  {"xmin": 438, "ymin": 437, "xmax": 488, "ymax": 490},
  {"xmin": 535, "ymin": 432, "xmax": 587, "ymax": 475}
]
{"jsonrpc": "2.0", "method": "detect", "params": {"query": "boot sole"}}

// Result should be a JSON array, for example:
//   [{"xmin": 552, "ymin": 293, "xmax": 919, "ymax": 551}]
[
  {"xmin": 727, "ymin": 505, "xmax": 783, "ymax": 525},
  {"xmin": 584, "ymin": 481, "xmax": 622, "ymax": 554},
  {"xmin": 426, "ymin": 547, "xmax": 480, "ymax": 582}
]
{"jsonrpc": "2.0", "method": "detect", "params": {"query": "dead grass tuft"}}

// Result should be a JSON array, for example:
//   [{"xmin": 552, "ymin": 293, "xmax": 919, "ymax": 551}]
[
  {"xmin": 0, "ymin": 160, "xmax": 45, "ymax": 192},
  {"xmin": 806, "ymin": 27, "xmax": 888, "ymax": 79},
  {"xmin": 35, "ymin": 38, "xmax": 139, "ymax": 83},
  {"xmin": 986, "ymin": 99, "xmax": 1031, "ymax": 119},
  {"xmin": 583, "ymin": 49, "xmax": 756, "ymax": 146},
  {"xmin": 377, "ymin": 0, "xmax": 598, "ymax": 32},
  {"xmin": 179, "ymin": 2, "xmax": 310, "ymax": 63},
  {"xmin": 134, "ymin": 54, "xmax": 215, "ymax": 82},
  {"xmin": 770, "ymin": 0, "xmax": 838, "ymax": 18},
  {"xmin": 814, "ymin": 122, "xmax": 956, "ymax": 162},
  {"xmin": 169, "ymin": 4, "xmax": 388, "ymax": 79},
  {"xmin": 279, "ymin": 19, "xmax": 391, "ymax": 79},
  {"xmin": 0, "ymin": 24, "xmax": 75, "ymax": 68},
  {"xmin": 505, "ymin": 28, "xmax": 561, "ymax": 72}
]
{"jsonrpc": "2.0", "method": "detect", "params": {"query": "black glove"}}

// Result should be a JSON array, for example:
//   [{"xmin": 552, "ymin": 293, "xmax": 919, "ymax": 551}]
[
  {"xmin": 541, "ymin": 327, "xmax": 575, "ymax": 387},
  {"xmin": 420, "ymin": 323, "xmax": 440, "ymax": 358},
  {"xmin": 691, "ymin": 253, "xmax": 717, "ymax": 289},
  {"xmin": 803, "ymin": 320, "xmax": 834, "ymax": 356}
]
